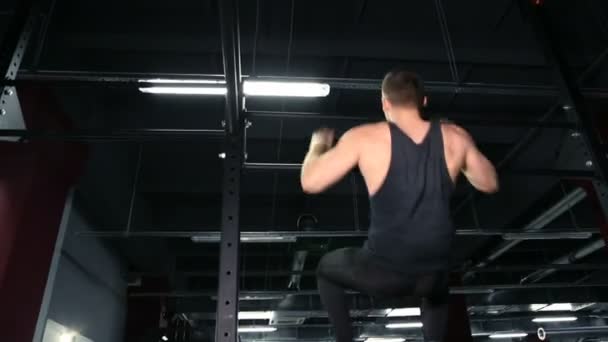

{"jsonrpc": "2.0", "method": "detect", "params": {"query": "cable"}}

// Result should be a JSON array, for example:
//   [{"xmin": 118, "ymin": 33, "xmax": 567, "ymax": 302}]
[
  {"xmin": 433, "ymin": 0, "xmax": 460, "ymax": 83},
  {"xmin": 126, "ymin": 144, "xmax": 143, "ymax": 234},
  {"xmin": 251, "ymin": 0, "xmax": 261, "ymax": 75}
]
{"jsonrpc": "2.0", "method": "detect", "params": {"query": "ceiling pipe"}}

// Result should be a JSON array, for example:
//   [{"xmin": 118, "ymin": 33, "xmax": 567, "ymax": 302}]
[
  {"xmin": 520, "ymin": 238, "xmax": 606, "ymax": 284},
  {"xmin": 464, "ymin": 188, "xmax": 587, "ymax": 279}
]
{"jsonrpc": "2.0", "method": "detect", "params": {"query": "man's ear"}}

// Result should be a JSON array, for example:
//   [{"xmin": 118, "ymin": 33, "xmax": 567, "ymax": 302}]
[{"xmin": 382, "ymin": 97, "xmax": 390, "ymax": 113}]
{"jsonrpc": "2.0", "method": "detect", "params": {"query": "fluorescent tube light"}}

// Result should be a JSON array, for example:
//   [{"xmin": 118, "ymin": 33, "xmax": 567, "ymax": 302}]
[
  {"xmin": 238, "ymin": 326, "xmax": 277, "ymax": 333},
  {"xmin": 387, "ymin": 307, "xmax": 421, "ymax": 317},
  {"xmin": 365, "ymin": 338, "xmax": 406, "ymax": 342},
  {"xmin": 138, "ymin": 79, "xmax": 330, "ymax": 97},
  {"xmin": 241, "ymin": 236, "xmax": 297, "ymax": 243},
  {"xmin": 532, "ymin": 316, "xmax": 578, "ymax": 323},
  {"xmin": 138, "ymin": 87, "xmax": 227, "ymax": 95},
  {"xmin": 139, "ymin": 79, "xmax": 225, "ymax": 84},
  {"xmin": 238, "ymin": 311, "xmax": 274, "ymax": 320},
  {"xmin": 385, "ymin": 322, "xmax": 423, "ymax": 329},
  {"xmin": 489, "ymin": 332, "xmax": 527, "ymax": 339},
  {"xmin": 531, "ymin": 303, "xmax": 574, "ymax": 311},
  {"xmin": 243, "ymin": 81, "xmax": 330, "ymax": 97},
  {"xmin": 191, "ymin": 235, "xmax": 297, "ymax": 243}
]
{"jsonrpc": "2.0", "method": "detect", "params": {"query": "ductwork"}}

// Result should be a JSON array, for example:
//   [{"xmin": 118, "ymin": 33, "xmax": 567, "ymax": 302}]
[
  {"xmin": 464, "ymin": 188, "xmax": 587, "ymax": 279},
  {"xmin": 520, "ymin": 238, "xmax": 606, "ymax": 284}
]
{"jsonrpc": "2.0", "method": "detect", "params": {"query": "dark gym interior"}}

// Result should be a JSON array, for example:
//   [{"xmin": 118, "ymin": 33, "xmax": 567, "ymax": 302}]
[{"xmin": 1, "ymin": 0, "xmax": 608, "ymax": 341}]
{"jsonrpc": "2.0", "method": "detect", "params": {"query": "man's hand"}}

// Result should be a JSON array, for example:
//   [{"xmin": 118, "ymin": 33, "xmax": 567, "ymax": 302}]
[
  {"xmin": 309, "ymin": 128, "xmax": 335, "ymax": 153},
  {"xmin": 301, "ymin": 127, "xmax": 359, "ymax": 194}
]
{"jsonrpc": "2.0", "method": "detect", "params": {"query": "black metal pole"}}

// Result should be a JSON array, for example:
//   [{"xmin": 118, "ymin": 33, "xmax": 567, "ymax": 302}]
[
  {"xmin": 218, "ymin": 0, "xmax": 242, "ymax": 136},
  {"xmin": 216, "ymin": 0, "xmax": 243, "ymax": 342}
]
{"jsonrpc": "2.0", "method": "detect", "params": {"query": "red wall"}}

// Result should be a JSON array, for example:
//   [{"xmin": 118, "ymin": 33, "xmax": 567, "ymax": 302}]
[{"xmin": 0, "ymin": 87, "xmax": 85, "ymax": 341}]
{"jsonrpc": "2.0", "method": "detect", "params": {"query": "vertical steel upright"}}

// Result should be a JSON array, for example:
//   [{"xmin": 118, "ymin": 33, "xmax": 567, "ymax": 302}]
[
  {"xmin": 0, "ymin": 0, "xmax": 39, "ymax": 141},
  {"xmin": 215, "ymin": 0, "xmax": 243, "ymax": 342}
]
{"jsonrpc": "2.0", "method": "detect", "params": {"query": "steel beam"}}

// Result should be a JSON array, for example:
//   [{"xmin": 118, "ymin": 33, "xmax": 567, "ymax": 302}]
[
  {"xmin": 0, "ymin": 0, "xmax": 39, "ymax": 141},
  {"xmin": 77, "ymin": 228, "xmax": 600, "ymax": 239},
  {"xmin": 520, "ymin": 238, "xmax": 606, "ymax": 284},
  {"xmin": 0, "ymin": 128, "xmax": 224, "ymax": 141},
  {"xmin": 128, "ymin": 281, "xmax": 608, "ymax": 298},
  {"xmin": 132, "ymin": 263, "xmax": 608, "ymax": 279},
  {"xmin": 242, "ymin": 162, "xmax": 596, "ymax": 180},
  {"xmin": 245, "ymin": 110, "xmax": 578, "ymax": 128},
  {"xmin": 8, "ymin": 71, "xmax": 608, "ymax": 99}
]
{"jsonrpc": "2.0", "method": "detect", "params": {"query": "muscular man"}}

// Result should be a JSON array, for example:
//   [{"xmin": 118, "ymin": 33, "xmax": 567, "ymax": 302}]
[{"xmin": 300, "ymin": 68, "xmax": 498, "ymax": 342}]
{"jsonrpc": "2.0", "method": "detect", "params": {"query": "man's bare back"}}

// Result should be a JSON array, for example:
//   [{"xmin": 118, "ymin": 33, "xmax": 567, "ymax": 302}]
[{"xmin": 301, "ymin": 119, "xmax": 498, "ymax": 196}]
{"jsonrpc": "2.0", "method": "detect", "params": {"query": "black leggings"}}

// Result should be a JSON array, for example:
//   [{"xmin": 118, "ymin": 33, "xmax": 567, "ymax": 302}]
[{"xmin": 317, "ymin": 248, "xmax": 449, "ymax": 342}]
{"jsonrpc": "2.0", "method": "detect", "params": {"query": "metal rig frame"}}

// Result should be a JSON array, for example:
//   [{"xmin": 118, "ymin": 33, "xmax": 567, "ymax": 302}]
[{"xmin": 2, "ymin": 0, "xmax": 608, "ymax": 341}]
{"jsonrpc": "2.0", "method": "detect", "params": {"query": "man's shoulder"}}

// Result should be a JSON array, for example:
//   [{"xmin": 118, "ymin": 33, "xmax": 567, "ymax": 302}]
[
  {"xmin": 345, "ymin": 121, "xmax": 387, "ymax": 138},
  {"xmin": 439, "ymin": 120, "xmax": 472, "ymax": 141}
]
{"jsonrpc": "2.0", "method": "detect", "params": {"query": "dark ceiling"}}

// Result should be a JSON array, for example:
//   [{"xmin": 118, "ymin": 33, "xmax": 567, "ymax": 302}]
[{"xmin": 3, "ymin": 0, "xmax": 608, "ymax": 341}]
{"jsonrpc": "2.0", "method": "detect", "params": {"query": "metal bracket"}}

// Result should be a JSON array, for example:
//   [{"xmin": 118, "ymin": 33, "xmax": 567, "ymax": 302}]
[{"xmin": 0, "ymin": 8, "xmax": 37, "ymax": 141}]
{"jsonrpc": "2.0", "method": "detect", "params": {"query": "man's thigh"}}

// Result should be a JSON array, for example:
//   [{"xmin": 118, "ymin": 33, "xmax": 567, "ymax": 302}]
[{"xmin": 317, "ymin": 247, "xmax": 418, "ymax": 297}]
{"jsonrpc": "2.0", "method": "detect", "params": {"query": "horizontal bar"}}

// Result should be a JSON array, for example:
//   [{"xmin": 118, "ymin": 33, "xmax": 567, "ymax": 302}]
[
  {"xmin": 128, "ymin": 282, "xmax": 608, "ymax": 297},
  {"xmin": 77, "ymin": 228, "xmax": 599, "ymax": 239},
  {"xmin": 11, "ymin": 71, "xmax": 608, "ymax": 98},
  {"xmin": 243, "ymin": 162, "xmax": 597, "ymax": 179},
  {"xmin": 11, "ymin": 70, "xmax": 225, "ymax": 87},
  {"xmin": 246, "ymin": 110, "xmax": 578, "ymax": 129},
  {"xmin": 132, "ymin": 263, "xmax": 608, "ymax": 278},
  {"xmin": 502, "ymin": 231, "xmax": 593, "ymax": 240},
  {"xmin": 0, "ymin": 128, "xmax": 225, "ymax": 141}
]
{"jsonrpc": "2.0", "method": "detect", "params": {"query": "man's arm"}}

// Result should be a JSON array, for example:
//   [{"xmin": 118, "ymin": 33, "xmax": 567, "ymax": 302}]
[
  {"xmin": 455, "ymin": 126, "xmax": 499, "ymax": 193},
  {"xmin": 300, "ymin": 128, "xmax": 360, "ymax": 194}
]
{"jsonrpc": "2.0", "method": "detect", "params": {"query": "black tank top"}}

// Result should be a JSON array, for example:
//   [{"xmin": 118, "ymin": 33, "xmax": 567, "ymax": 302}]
[{"xmin": 365, "ymin": 119, "xmax": 455, "ymax": 273}]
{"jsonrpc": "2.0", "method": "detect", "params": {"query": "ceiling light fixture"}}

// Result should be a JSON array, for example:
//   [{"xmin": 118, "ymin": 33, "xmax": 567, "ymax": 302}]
[
  {"xmin": 385, "ymin": 322, "xmax": 423, "ymax": 329},
  {"xmin": 489, "ymin": 332, "xmax": 528, "ymax": 339},
  {"xmin": 139, "ymin": 79, "xmax": 225, "ymax": 84},
  {"xmin": 365, "ymin": 338, "xmax": 406, "ymax": 342},
  {"xmin": 243, "ymin": 81, "xmax": 330, "ymax": 97},
  {"xmin": 238, "ymin": 311, "xmax": 275, "ymax": 320},
  {"xmin": 237, "ymin": 326, "xmax": 277, "ymax": 333},
  {"xmin": 387, "ymin": 307, "xmax": 421, "ymax": 317},
  {"xmin": 138, "ymin": 87, "xmax": 228, "ymax": 95},
  {"xmin": 531, "ymin": 303, "xmax": 574, "ymax": 312},
  {"xmin": 138, "ymin": 79, "xmax": 330, "ymax": 97},
  {"xmin": 532, "ymin": 316, "xmax": 578, "ymax": 323},
  {"xmin": 191, "ymin": 235, "xmax": 297, "ymax": 243}
]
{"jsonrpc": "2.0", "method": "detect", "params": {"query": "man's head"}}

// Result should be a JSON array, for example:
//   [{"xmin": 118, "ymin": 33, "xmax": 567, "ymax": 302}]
[{"xmin": 381, "ymin": 68, "xmax": 427, "ymax": 120}]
